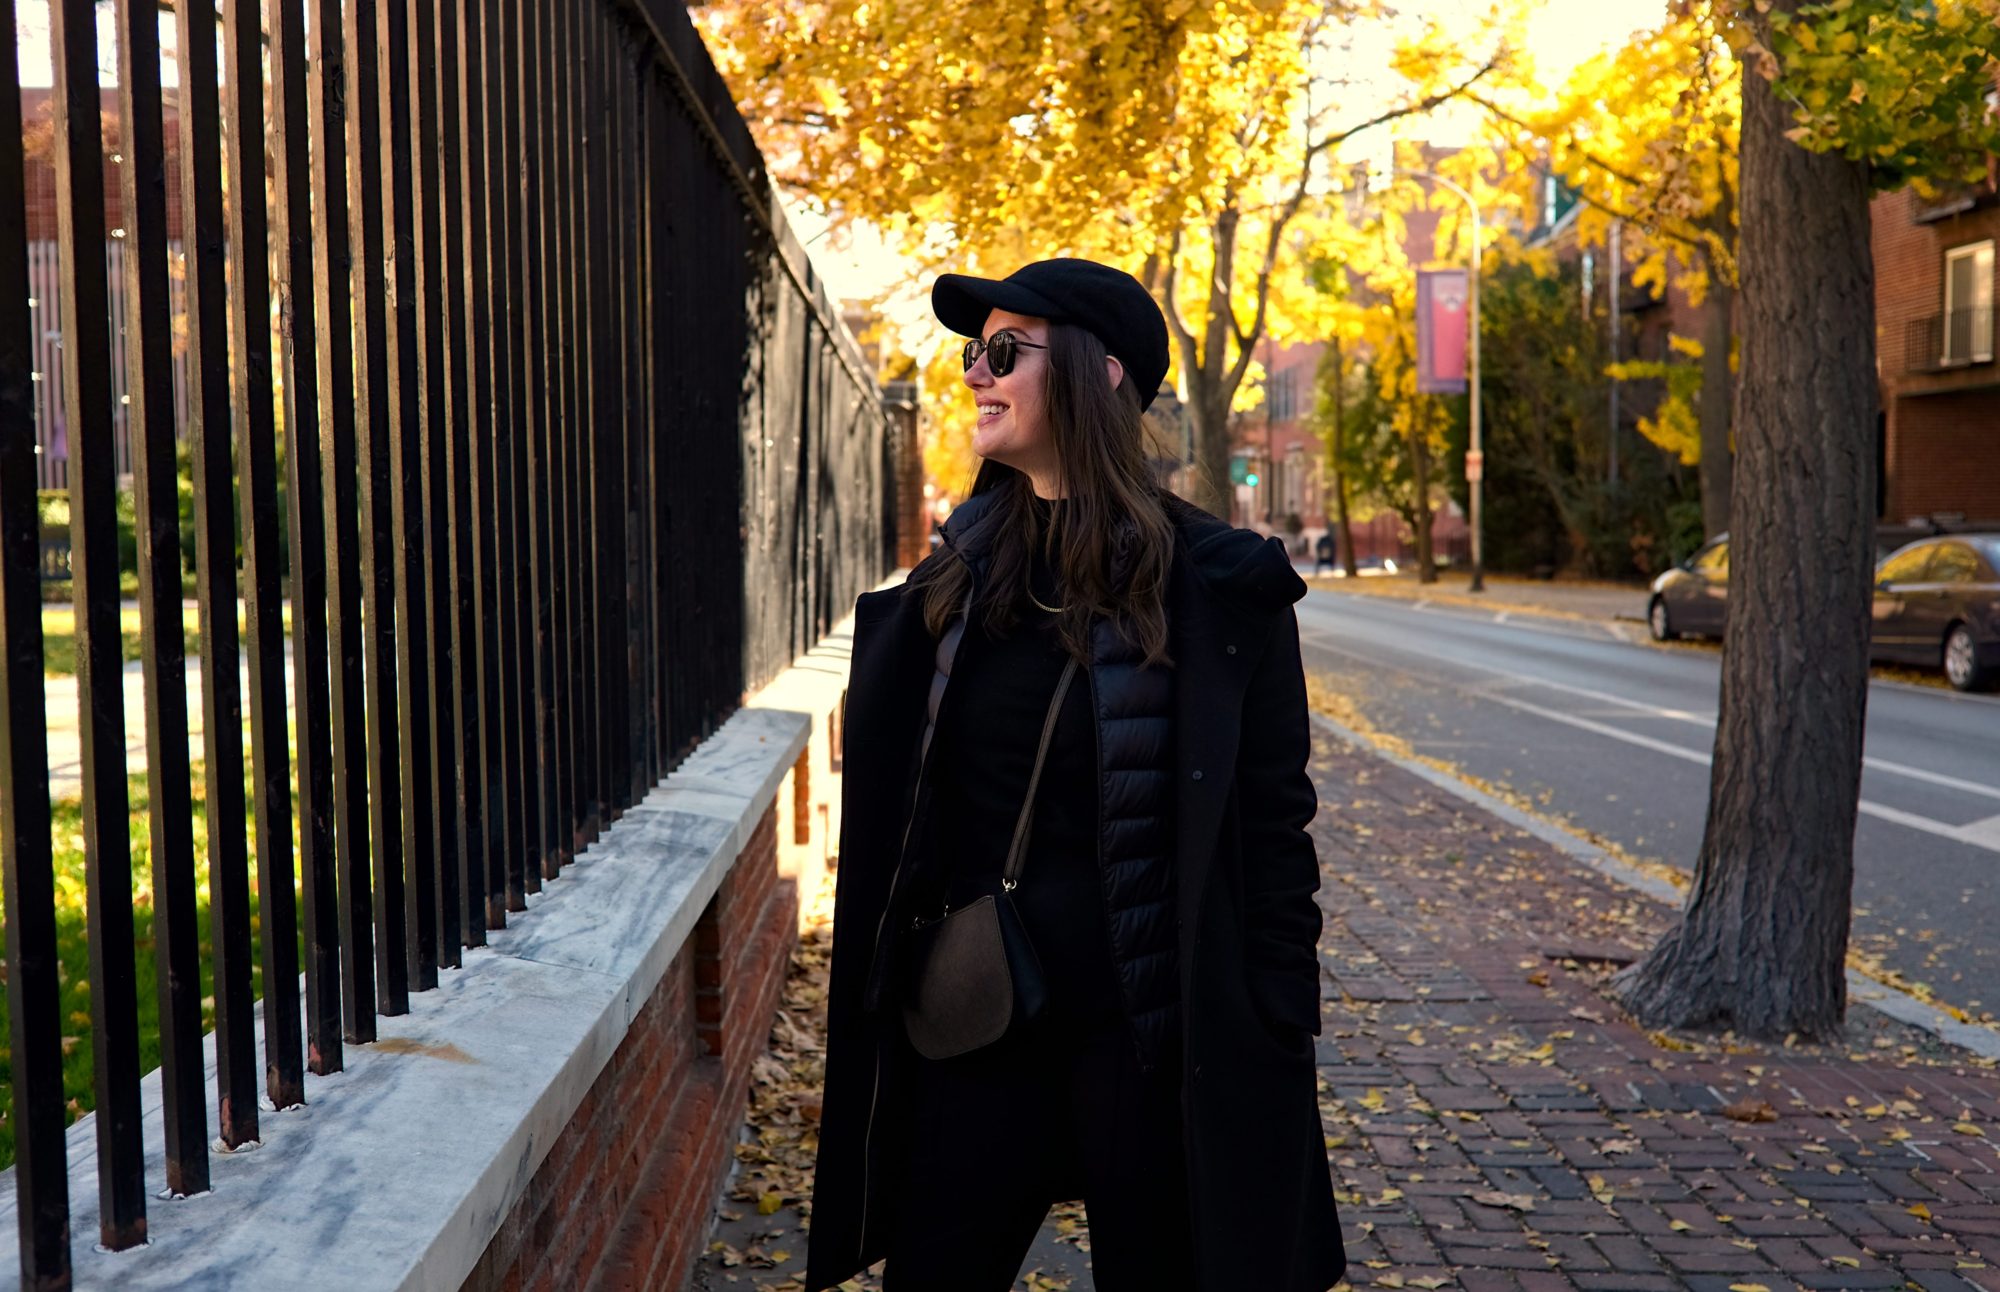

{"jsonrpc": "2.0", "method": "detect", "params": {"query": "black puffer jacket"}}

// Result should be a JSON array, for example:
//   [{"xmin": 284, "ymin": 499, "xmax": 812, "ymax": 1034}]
[
  {"xmin": 811, "ymin": 486, "xmax": 1343, "ymax": 1292},
  {"xmin": 863, "ymin": 504, "xmax": 1180, "ymax": 1067}
]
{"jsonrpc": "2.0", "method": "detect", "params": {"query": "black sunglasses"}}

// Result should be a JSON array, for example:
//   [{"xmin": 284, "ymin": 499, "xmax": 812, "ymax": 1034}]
[{"xmin": 961, "ymin": 329, "xmax": 1048, "ymax": 377}]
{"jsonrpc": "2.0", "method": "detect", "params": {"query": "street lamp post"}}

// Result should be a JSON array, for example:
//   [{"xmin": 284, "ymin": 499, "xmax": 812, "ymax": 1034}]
[{"xmin": 1389, "ymin": 167, "xmax": 1484, "ymax": 593}]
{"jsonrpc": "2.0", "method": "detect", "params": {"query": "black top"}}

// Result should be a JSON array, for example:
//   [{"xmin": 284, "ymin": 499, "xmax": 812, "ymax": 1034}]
[{"xmin": 921, "ymin": 499, "xmax": 1123, "ymax": 1027}]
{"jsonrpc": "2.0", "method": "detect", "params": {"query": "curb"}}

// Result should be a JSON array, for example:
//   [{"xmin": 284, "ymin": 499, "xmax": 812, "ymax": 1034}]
[{"xmin": 1308, "ymin": 710, "xmax": 2000, "ymax": 1063}]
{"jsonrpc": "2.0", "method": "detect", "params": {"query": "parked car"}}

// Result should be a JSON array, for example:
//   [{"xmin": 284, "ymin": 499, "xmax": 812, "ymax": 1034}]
[
  {"xmin": 1648, "ymin": 521, "xmax": 1989, "ymax": 642},
  {"xmin": 1870, "ymin": 534, "xmax": 2000, "ymax": 692},
  {"xmin": 1648, "ymin": 536, "xmax": 1731, "ymax": 642},
  {"xmin": 1649, "ymin": 531, "xmax": 2000, "ymax": 691}
]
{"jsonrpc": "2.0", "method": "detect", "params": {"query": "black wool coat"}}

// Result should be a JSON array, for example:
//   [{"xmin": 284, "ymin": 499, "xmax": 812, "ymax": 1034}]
[{"xmin": 804, "ymin": 490, "xmax": 1345, "ymax": 1292}]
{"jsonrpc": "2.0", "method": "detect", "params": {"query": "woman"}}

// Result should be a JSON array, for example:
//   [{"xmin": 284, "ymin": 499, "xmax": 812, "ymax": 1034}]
[{"xmin": 805, "ymin": 259, "xmax": 1343, "ymax": 1292}]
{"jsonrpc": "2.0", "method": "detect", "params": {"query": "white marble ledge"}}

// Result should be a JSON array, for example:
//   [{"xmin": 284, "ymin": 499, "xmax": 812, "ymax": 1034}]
[{"xmin": 0, "ymin": 705, "xmax": 811, "ymax": 1290}]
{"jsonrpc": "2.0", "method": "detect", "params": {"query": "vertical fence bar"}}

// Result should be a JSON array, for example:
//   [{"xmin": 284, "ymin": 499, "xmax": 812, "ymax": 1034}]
[
  {"xmin": 607, "ymin": 21, "xmax": 633, "ymax": 815},
  {"xmin": 542, "ymin": 0, "xmax": 577, "ymax": 869},
  {"xmin": 273, "ymin": 0, "xmax": 342, "ymax": 1078},
  {"xmin": 484, "ymin": 0, "xmax": 526, "ymax": 913},
  {"xmin": 346, "ymin": 0, "xmax": 412, "ymax": 1014},
  {"xmin": 621, "ymin": 51, "xmax": 649, "ymax": 799},
  {"xmin": 644, "ymin": 66, "xmax": 672, "ymax": 785},
  {"xmin": 309, "ymin": 0, "xmax": 379, "ymax": 1043},
  {"xmin": 570, "ymin": 0, "xmax": 600, "ymax": 850},
  {"xmin": 443, "ymin": 0, "xmax": 490, "ymax": 945},
  {"xmin": 463, "ymin": 0, "xmax": 508, "ymax": 930},
  {"xmin": 578, "ymin": 3, "xmax": 601, "ymax": 824},
  {"xmin": 0, "ymin": 6, "xmax": 73, "ymax": 1281},
  {"xmin": 503, "ymin": 0, "xmax": 548, "ymax": 892},
  {"xmin": 590, "ymin": 7, "xmax": 616, "ymax": 828},
  {"xmin": 223, "ymin": 0, "xmax": 303, "ymax": 1128},
  {"xmin": 632, "ymin": 43, "xmax": 656, "ymax": 788},
  {"xmin": 412, "ymin": 0, "xmax": 463, "ymax": 965},
  {"xmin": 379, "ymin": 0, "xmax": 441, "ymax": 992},
  {"xmin": 49, "ymin": 0, "xmax": 149, "ymax": 1243},
  {"xmin": 519, "ymin": 0, "xmax": 559, "ymax": 884},
  {"xmin": 645, "ymin": 61, "xmax": 677, "ymax": 777},
  {"xmin": 176, "ymin": 0, "xmax": 247, "ymax": 1167},
  {"xmin": 472, "ymin": 0, "xmax": 512, "ymax": 920}
]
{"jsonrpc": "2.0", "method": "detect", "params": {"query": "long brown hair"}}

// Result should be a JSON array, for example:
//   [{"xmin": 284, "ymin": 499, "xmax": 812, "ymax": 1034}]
[{"xmin": 917, "ymin": 321, "xmax": 1175, "ymax": 669}]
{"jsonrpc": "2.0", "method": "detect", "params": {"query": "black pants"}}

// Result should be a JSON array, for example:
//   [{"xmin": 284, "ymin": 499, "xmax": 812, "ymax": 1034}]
[{"xmin": 882, "ymin": 1015, "xmax": 1196, "ymax": 1292}]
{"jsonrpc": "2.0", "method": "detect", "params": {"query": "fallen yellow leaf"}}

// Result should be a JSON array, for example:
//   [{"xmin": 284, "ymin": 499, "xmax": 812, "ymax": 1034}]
[
  {"xmin": 1953, "ymin": 1122, "xmax": 1986, "ymax": 1137},
  {"xmin": 1909, "ymin": 1203, "xmax": 1933, "ymax": 1222}
]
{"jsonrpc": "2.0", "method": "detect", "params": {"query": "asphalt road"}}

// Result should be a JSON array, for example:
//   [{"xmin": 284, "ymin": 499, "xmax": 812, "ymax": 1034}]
[{"xmin": 1296, "ymin": 585, "xmax": 2000, "ymax": 1024}]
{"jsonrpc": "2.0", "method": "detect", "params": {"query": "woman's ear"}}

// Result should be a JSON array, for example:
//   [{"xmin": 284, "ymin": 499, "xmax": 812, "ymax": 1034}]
[{"xmin": 1105, "ymin": 354, "xmax": 1125, "ymax": 391}]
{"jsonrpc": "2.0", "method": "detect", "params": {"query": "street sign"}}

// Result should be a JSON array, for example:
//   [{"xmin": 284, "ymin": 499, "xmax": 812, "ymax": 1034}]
[{"xmin": 1465, "ymin": 450, "xmax": 1484, "ymax": 483}]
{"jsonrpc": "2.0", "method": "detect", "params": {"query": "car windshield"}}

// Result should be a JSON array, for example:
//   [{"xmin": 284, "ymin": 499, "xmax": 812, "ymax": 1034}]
[{"xmin": 1969, "ymin": 535, "xmax": 2000, "ymax": 575}]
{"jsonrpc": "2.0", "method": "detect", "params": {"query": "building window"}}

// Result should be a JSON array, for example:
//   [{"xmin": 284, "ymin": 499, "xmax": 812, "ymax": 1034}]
[
  {"xmin": 1267, "ymin": 367, "xmax": 1297, "ymax": 423},
  {"xmin": 1942, "ymin": 239, "xmax": 1994, "ymax": 365}
]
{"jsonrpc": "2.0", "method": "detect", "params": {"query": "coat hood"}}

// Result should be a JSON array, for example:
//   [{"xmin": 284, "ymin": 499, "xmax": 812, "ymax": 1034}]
[{"xmin": 1161, "ymin": 494, "xmax": 1307, "ymax": 613}]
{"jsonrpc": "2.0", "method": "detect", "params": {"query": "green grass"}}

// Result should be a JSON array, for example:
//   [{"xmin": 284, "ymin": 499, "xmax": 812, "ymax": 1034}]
[
  {"xmin": 0, "ymin": 756, "xmax": 306, "ymax": 1171},
  {"xmin": 40, "ymin": 603, "xmax": 295, "ymax": 677}
]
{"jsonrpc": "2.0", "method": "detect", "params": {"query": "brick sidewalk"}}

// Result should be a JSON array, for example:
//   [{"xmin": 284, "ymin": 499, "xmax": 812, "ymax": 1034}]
[{"xmin": 694, "ymin": 730, "xmax": 2000, "ymax": 1292}]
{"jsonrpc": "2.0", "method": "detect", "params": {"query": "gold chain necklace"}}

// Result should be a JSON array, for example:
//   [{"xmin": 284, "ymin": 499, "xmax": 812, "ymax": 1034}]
[{"xmin": 1028, "ymin": 586, "xmax": 1066, "ymax": 615}]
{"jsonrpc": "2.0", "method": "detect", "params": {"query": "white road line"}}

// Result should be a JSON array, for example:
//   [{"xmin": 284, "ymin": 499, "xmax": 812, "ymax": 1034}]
[
  {"xmin": 1300, "ymin": 632, "xmax": 2000, "ymax": 854},
  {"xmin": 1300, "ymin": 624, "xmax": 2000, "ymax": 804}
]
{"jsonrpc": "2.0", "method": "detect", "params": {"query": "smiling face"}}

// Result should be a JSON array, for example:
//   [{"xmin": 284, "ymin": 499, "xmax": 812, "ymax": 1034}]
[{"xmin": 963, "ymin": 308, "xmax": 1056, "ymax": 491}]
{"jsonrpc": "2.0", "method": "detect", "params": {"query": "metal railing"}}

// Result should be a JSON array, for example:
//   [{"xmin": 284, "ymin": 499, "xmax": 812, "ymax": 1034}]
[
  {"xmin": 1905, "ymin": 306, "xmax": 1997, "ymax": 373},
  {"xmin": 0, "ymin": 0, "xmax": 894, "ymax": 1284}
]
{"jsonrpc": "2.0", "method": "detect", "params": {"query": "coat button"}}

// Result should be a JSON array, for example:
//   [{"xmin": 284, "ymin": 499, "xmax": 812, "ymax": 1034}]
[
  {"xmin": 1225, "ymin": 644, "xmax": 1237, "ymax": 655},
  {"xmin": 1190, "ymin": 769, "xmax": 1203, "ymax": 781}
]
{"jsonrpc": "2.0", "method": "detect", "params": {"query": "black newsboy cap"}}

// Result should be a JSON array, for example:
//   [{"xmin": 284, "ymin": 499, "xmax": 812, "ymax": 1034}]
[{"xmin": 933, "ymin": 258, "xmax": 1171, "ymax": 411}]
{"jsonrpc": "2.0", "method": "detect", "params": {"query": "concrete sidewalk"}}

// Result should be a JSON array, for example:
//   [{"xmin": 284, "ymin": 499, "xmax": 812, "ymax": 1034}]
[
  {"xmin": 694, "ymin": 721, "xmax": 2000, "ymax": 1292},
  {"xmin": 1300, "ymin": 566, "xmax": 1651, "ymax": 627}
]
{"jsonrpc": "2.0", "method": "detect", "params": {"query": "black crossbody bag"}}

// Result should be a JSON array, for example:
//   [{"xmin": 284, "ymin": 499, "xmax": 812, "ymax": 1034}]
[{"xmin": 901, "ymin": 655, "xmax": 1080, "ymax": 1061}]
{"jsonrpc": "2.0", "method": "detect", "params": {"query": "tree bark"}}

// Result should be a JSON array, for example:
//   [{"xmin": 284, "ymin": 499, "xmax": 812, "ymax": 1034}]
[
  {"xmin": 1697, "ymin": 276, "xmax": 1736, "ymax": 541},
  {"xmin": 1189, "ymin": 387, "xmax": 1234, "ymax": 521},
  {"xmin": 1615, "ymin": 22, "xmax": 1876, "ymax": 1042},
  {"xmin": 1328, "ymin": 339, "xmax": 1358, "ymax": 577}
]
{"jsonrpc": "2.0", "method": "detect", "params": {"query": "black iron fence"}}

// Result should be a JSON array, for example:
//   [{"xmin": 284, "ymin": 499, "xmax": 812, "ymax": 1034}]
[{"xmin": 0, "ymin": 0, "xmax": 893, "ymax": 1284}]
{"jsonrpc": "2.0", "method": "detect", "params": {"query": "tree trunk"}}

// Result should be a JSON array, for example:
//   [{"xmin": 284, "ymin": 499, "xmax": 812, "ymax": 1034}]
[
  {"xmin": 1615, "ymin": 25, "xmax": 1877, "ymax": 1042},
  {"xmin": 1697, "ymin": 277, "xmax": 1735, "ymax": 541},
  {"xmin": 1329, "ymin": 340, "xmax": 1358, "ymax": 577},
  {"xmin": 1187, "ymin": 386, "xmax": 1234, "ymax": 520},
  {"xmin": 1410, "ymin": 399, "xmax": 1436, "ymax": 583}
]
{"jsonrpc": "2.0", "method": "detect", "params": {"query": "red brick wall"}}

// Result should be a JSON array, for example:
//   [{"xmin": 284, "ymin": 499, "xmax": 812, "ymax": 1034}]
[
  {"xmin": 464, "ymin": 804, "xmax": 798, "ymax": 1292},
  {"xmin": 20, "ymin": 89, "xmax": 186, "ymax": 243},
  {"xmin": 1871, "ymin": 186, "xmax": 2000, "ymax": 521},
  {"xmin": 1886, "ymin": 391, "xmax": 2000, "ymax": 522}
]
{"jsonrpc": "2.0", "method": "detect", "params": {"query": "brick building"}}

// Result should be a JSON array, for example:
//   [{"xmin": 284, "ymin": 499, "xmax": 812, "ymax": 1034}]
[
  {"xmin": 1230, "ymin": 337, "xmax": 1328, "ymax": 537},
  {"xmin": 20, "ymin": 87, "xmax": 188, "ymax": 490},
  {"xmin": 1871, "ymin": 177, "xmax": 2000, "ymax": 526}
]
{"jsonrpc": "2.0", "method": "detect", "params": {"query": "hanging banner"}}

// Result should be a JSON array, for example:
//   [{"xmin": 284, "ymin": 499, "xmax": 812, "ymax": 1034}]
[{"xmin": 1415, "ymin": 268, "xmax": 1469, "ymax": 395}]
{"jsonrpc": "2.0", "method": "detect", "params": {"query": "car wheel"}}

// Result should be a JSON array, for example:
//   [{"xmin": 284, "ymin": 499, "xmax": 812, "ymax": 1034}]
[
  {"xmin": 1943, "ymin": 623, "xmax": 1994, "ymax": 692},
  {"xmin": 1648, "ymin": 597, "xmax": 1676, "ymax": 642}
]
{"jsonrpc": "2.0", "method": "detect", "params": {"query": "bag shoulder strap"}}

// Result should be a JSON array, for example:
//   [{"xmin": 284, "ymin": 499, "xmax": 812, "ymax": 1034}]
[{"xmin": 1001, "ymin": 655, "xmax": 1080, "ymax": 890}]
